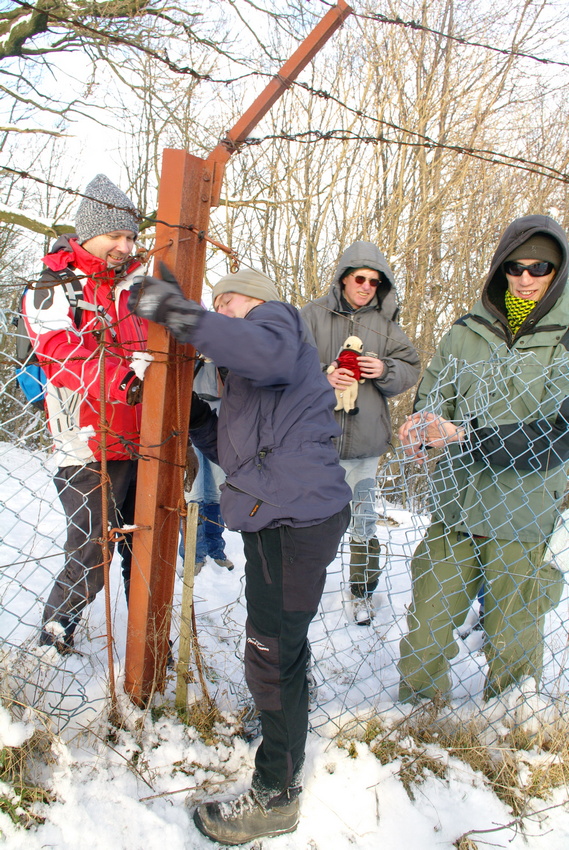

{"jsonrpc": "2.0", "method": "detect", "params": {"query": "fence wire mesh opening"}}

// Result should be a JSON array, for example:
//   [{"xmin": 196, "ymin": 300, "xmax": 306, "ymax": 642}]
[{"xmin": 1, "ymin": 300, "xmax": 569, "ymax": 753}]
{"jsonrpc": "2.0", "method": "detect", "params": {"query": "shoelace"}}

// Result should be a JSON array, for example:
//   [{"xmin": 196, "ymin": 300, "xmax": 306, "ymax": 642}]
[{"xmin": 218, "ymin": 791, "xmax": 259, "ymax": 819}]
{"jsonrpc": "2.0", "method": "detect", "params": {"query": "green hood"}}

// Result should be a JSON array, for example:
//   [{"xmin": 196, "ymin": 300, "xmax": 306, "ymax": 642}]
[{"xmin": 482, "ymin": 214, "xmax": 569, "ymax": 335}]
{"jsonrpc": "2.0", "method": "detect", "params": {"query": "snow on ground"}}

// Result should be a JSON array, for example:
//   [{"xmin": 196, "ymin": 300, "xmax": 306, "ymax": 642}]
[
  {"xmin": 1, "ymin": 441, "xmax": 569, "ymax": 848},
  {"xmin": 2, "ymin": 693, "xmax": 569, "ymax": 850}
]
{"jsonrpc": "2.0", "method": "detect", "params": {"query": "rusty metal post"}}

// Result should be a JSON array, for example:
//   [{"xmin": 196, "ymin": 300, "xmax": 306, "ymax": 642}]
[
  {"xmin": 125, "ymin": 2, "xmax": 353, "ymax": 706},
  {"xmin": 125, "ymin": 150, "xmax": 213, "ymax": 704}
]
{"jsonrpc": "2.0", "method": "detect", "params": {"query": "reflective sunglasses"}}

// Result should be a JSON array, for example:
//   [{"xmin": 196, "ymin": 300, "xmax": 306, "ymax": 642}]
[
  {"xmin": 503, "ymin": 260, "xmax": 555, "ymax": 278},
  {"xmin": 351, "ymin": 273, "xmax": 381, "ymax": 287}
]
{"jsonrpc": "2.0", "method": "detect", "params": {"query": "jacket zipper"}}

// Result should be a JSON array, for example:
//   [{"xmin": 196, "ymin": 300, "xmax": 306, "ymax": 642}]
[
  {"xmin": 336, "ymin": 315, "xmax": 354, "ymax": 457},
  {"xmin": 225, "ymin": 481, "xmax": 280, "ymax": 511}
]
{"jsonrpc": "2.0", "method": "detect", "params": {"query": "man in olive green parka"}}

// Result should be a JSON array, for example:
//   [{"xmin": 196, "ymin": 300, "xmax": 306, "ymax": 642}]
[{"xmin": 398, "ymin": 214, "xmax": 569, "ymax": 702}]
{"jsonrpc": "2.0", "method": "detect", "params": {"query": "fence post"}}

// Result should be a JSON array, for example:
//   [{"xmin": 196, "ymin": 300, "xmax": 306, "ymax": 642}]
[
  {"xmin": 175, "ymin": 501, "xmax": 199, "ymax": 710},
  {"xmin": 124, "ymin": 150, "xmax": 213, "ymax": 705}
]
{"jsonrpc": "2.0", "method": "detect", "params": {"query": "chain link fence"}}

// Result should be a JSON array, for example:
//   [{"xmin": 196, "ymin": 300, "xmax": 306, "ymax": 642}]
[{"xmin": 1, "ymin": 301, "xmax": 569, "ymax": 751}]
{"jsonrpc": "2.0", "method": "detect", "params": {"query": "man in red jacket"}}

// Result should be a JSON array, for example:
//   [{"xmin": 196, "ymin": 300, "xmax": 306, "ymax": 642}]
[{"xmin": 23, "ymin": 174, "xmax": 149, "ymax": 654}]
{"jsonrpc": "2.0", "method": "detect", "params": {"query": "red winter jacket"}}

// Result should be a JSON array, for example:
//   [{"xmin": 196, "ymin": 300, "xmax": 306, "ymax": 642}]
[{"xmin": 23, "ymin": 236, "xmax": 148, "ymax": 466}]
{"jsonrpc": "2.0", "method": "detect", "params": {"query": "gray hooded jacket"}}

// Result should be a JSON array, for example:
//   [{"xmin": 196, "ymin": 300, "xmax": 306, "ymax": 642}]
[{"xmin": 300, "ymin": 241, "xmax": 421, "ymax": 460}]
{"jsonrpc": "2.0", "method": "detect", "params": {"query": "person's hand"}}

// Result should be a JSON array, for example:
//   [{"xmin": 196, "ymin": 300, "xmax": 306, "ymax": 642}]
[
  {"xmin": 399, "ymin": 412, "xmax": 429, "ymax": 463},
  {"xmin": 128, "ymin": 261, "xmax": 186, "ymax": 323},
  {"xmin": 399, "ymin": 411, "xmax": 465, "ymax": 464},
  {"xmin": 129, "ymin": 261, "xmax": 204, "ymax": 341},
  {"xmin": 358, "ymin": 355, "xmax": 385, "ymax": 379},
  {"xmin": 126, "ymin": 377, "xmax": 143, "ymax": 405},
  {"xmin": 423, "ymin": 416, "xmax": 464, "ymax": 449},
  {"xmin": 327, "ymin": 363, "xmax": 356, "ymax": 390}
]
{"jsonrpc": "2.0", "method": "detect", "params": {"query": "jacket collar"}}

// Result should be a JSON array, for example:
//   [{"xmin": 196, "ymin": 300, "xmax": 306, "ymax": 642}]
[{"xmin": 42, "ymin": 236, "xmax": 140, "ymax": 281}]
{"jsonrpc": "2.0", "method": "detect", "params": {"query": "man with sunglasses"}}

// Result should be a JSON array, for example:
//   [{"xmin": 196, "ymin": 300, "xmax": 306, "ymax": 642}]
[
  {"xmin": 398, "ymin": 214, "xmax": 569, "ymax": 703},
  {"xmin": 301, "ymin": 242, "xmax": 420, "ymax": 625}
]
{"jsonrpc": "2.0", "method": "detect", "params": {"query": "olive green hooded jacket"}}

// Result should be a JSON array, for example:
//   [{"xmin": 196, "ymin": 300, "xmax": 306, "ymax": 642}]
[{"xmin": 416, "ymin": 215, "xmax": 569, "ymax": 543}]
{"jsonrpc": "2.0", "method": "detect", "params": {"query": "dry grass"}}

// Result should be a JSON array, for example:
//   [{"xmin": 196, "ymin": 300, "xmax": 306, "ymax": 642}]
[
  {"xmin": 348, "ymin": 708, "xmax": 569, "ymax": 818},
  {"xmin": 340, "ymin": 717, "xmax": 447, "ymax": 801},
  {"xmin": 0, "ymin": 728, "xmax": 54, "ymax": 829},
  {"xmin": 438, "ymin": 722, "xmax": 569, "ymax": 817},
  {"xmin": 454, "ymin": 838, "xmax": 479, "ymax": 849},
  {"xmin": 368, "ymin": 729, "xmax": 447, "ymax": 801},
  {"xmin": 128, "ymin": 691, "xmax": 227, "ymax": 747},
  {"xmin": 177, "ymin": 697, "xmax": 226, "ymax": 745}
]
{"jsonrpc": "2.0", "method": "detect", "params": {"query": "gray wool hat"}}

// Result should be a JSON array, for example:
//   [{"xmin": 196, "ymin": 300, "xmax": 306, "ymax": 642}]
[
  {"xmin": 75, "ymin": 174, "xmax": 139, "ymax": 244},
  {"xmin": 212, "ymin": 267, "xmax": 281, "ymax": 306}
]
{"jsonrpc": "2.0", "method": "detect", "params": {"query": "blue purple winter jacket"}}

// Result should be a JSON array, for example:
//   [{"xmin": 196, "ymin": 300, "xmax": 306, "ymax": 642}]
[{"xmin": 188, "ymin": 301, "xmax": 352, "ymax": 532}]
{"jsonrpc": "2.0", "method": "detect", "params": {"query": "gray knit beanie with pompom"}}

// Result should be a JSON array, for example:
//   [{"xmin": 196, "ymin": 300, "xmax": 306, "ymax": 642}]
[{"xmin": 75, "ymin": 174, "xmax": 139, "ymax": 244}]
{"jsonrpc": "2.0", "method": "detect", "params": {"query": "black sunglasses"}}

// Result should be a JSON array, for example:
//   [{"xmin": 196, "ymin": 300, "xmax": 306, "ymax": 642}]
[
  {"xmin": 503, "ymin": 260, "xmax": 555, "ymax": 278},
  {"xmin": 351, "ymin": 273, "xmax": 380, "ymax": 287}
]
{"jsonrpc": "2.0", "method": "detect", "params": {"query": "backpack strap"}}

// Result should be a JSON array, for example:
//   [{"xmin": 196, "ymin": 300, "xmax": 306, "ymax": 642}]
[
  {"xmin": 52, "ymin": 268, "xmax": 83, "ymax": 329},
  {"xmin": 55, "ymin": 268, "xmax": 118, "ymax": 341},
  {"xmin": 559, "ymin": 327, "xmax": 569, "ymax": 351}
]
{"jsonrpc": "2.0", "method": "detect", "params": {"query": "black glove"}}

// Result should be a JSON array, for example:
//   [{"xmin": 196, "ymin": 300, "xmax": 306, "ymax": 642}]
[
  {"xmin": 128, "ymin": 261, "xmax": 204, "ymax": 342},
  {"xmin": 128, "ymin": 261, "xmax": 183, "ymax": 322},
  {"xmin": 126, "ymin": 378, "xmax": 143, "ymax": 405},
  {"xmin": 190, "ymin": 391, "xmax": 214, "ymax": 429},
  {"xmin": 119, "ymin": 371, "xmax": 143, "ymax": 405}
]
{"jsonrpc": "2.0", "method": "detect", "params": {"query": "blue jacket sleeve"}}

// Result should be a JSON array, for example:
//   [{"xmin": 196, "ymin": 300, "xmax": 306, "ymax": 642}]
[{"xmin": 190, "ymin": 303, "xmax": 303, "ymax": 388}]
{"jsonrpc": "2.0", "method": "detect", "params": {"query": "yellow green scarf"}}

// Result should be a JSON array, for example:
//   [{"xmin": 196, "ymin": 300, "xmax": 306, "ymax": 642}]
[{"xmin": 505, "ymin": 289, "xmax": 536, "ymax": 335}]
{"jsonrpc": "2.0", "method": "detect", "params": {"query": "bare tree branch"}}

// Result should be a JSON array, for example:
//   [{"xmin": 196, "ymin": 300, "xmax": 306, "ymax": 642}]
[{"xmin": 0, "ymin": 124, "xmax": 67, "ymax": 136}]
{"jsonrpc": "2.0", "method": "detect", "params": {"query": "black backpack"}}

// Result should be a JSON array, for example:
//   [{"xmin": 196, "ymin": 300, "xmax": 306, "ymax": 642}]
[{"xmin": 13, "ymin": 269, "xmax": 84, "ymax": 410}]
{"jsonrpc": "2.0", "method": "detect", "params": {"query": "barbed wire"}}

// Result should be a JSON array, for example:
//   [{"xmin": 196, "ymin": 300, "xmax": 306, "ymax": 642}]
[
  {"xmin": 4, "ymin": 3, "xmax": 568, "ymax": 209},
  {"xmin": 291, "ymin": 80, "xmax": 569, "ymax": 179},
  {"xmin": 0, "ymin": 167, "xmax": 245, "ymax": 269},
  {"xmin": 10, "ymin": 0, "xmax": 569, "ymax": 79},
  {"xmin": 240, "ymin": 128, "xmax": 569, "ymax": 184},
  {"xmin": 7, "ymin": 0, "xmax": 290, "ymax": 86},
  {"xmin": 0, "ymin": 166, "xmax": 146, "ymax": 219},
  {"xmin": 318, "ymin": 0, "xmax": 569, "ymax": 69},
  {"xmin": 4, "ymin": 114, "xmax": 568, "ymax": 259}
]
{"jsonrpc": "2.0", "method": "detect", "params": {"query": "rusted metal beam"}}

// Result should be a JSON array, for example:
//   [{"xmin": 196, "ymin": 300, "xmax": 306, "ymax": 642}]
[
  {"xmin": 124, "ymin": 2, "xmax": 353, "ymax": 705},
  {"xmin": 124, "ymin": 150, "xmax": 213, "ymax": 705}
]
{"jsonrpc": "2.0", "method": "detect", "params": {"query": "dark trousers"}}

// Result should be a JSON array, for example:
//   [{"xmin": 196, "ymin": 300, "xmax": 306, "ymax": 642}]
[
  {"xmin": 42, "ymin": 460, "xmax": 137, "ymax": 631},
  {"xmin": 242, "ymin": 504, "xmax": 350, "ymax": 801}
]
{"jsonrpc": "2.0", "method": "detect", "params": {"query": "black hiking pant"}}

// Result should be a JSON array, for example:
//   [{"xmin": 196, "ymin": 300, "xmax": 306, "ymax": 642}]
[
  {"xmin": 42, "ymin": 460, "xmax": 137, "ymax": 633},
  {"xmin": 242, "ymin": 504, "xmax": 350, "ymax": 803}
]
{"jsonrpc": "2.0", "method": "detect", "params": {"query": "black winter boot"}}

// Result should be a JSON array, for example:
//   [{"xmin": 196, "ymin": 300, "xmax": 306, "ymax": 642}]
[
  {"xmin": 349, "ymin": 537, "xmax": 382, "ymax": 625},
  {"xmin": 39, "ymin": 616, "xmax": 78, "ymax": 655}
]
